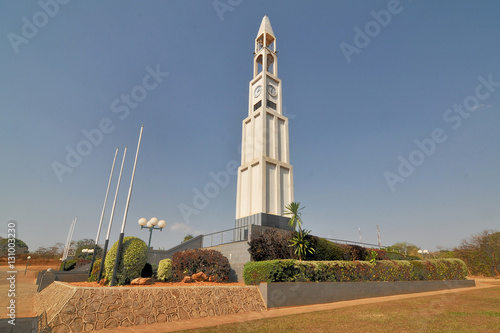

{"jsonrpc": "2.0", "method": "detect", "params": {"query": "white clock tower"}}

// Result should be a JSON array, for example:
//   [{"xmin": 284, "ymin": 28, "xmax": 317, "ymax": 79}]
[{"xmin": 235, "ymin": 16, "xmax": 294, "ymax": 231}]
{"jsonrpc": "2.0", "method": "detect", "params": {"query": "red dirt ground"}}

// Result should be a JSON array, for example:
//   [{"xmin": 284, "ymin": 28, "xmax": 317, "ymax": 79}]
[{"xmin": 68, "ymin": 281, "xmax": 246, "ymax": 288}]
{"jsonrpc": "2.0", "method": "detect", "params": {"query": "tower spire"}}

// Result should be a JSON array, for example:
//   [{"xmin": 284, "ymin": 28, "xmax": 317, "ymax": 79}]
[{"xmin": 257, "ymin": 15, "xmax": 274, "ymax": 37}]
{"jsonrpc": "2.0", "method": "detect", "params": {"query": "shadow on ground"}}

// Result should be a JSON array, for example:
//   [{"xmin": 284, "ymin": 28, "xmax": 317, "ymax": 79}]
[{"xmin": 0, "ymin": 317, "xmax": 38, "ymax": 333}]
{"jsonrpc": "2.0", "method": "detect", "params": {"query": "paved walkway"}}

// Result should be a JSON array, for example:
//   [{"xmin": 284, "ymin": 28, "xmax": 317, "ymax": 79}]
[
  {"xmin": 97, "ymin": 279, "xmax": 499, "ymax": 333},
  {"xmin": 0, "ymin": 265, "xmax": 57, "ymax": 333}
]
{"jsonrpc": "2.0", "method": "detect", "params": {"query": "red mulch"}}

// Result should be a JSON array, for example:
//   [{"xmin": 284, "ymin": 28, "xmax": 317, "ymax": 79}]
[{"xmin": 67, "ymin": 281, "xmax": 245, "ymax": 288}]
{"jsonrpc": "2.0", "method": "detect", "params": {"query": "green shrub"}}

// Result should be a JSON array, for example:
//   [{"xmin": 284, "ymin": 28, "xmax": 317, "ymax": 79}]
[
  {"xmin": 243, "ymin": 260, "xmax": 279, "ymax": 284},
  {"xmin": 172, "ymin": 249, "xmax": 230, "ymax": 282},
  {"xmin": 243, "ymin": 259, "xmax": 469, "ymax": 285},
  {"xmin": 371, "ymin": 249, "xmax": 408, "ymax": 260},
  {"xmin": 60, "ymin": 259, "xmax": 77, "ymax": 271},
  {"xmin": 88, "ymin": 258, "xmax": 102, "ymax": 282},
  {"xmin": 104, "ymin": 236, "xmax": 148, "ymax": 285},
  {"xmin": 386, "ymin": 251, "xmax": 408, "ymax": 260},
  {"xmin": 157, "ymin": 259, "xmax": 173, "ymax": 282},
  {"xmin": 410, "ymin": 259, "xmax": 469, "ymax": 280},
  {"xmin": 348, "ymin": 245, "xmax": 368, "ymax": 261},
  {"xmin": 247, "ymin": 229, "xmax": 294, "ymax": 261},
  {"xmin": 312, "ymin": 238, "xmax": 344, "ymax": 261}
]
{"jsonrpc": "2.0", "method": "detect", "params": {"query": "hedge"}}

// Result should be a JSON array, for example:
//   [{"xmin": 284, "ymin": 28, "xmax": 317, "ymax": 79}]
[
  {"xmin": 60, "ymin": 259, "xmax": 78, "ymax": 271},
  {"xmin": 243, "ymin": 259, "xmax": 469, "ymax": 285}
]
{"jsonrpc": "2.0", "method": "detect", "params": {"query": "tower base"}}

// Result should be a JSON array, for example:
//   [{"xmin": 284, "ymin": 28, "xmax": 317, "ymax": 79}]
[{"xmin": 235, "ymin": 213, "xmax": 294, "ymax": 232}]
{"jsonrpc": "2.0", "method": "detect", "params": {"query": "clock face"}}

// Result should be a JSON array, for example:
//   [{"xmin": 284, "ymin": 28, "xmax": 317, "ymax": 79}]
[
  {"xmin": 254, "ymin": 85, "xmax": 262, "ymax": 98},
  {"xmin": 267, "ymin": 84, "xmax": 277, "ymax": 97}
]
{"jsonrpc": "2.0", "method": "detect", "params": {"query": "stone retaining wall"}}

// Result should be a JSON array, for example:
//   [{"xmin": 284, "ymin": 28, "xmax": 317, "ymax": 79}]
[{"xmin": 35, "ymin": 282, "xmax": 266, "ymax": 332}]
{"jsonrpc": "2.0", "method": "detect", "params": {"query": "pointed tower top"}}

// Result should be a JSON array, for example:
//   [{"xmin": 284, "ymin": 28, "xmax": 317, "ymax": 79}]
[{"xmin": 257, "ymin": 15, "xmax": 274, "ymax": 37}]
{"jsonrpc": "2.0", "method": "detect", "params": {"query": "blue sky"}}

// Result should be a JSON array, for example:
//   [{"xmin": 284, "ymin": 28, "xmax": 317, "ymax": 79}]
[{"xmin": 1, "ymin": 1, "xmax": 499, "ymax": 253}]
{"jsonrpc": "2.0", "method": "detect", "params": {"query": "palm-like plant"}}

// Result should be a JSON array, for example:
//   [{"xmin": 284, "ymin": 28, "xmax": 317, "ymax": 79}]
[
  {"xmin": 289, "ymin": 229, "xmax": 314, "ymax": 260},
  {"xmin": 285, "ymin": 202, "xmax": 304, "ymax": 230},
  {"xmin": 285, "ymin": 202, "xmax": 315, "ymax": 261}
]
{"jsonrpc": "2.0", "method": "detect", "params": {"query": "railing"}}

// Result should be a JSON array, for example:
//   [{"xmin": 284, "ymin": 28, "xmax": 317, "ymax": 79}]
[
  {"xmin": 323, "ymin": 238, "xmax": 384, "ymax": 249},
  {"xmin": 199, "ymin": 224, "xmax": 384, "ymax": 249},
  {"xmin": 202, "ymin": 225, "xmax": 249, "ymax": 248}
]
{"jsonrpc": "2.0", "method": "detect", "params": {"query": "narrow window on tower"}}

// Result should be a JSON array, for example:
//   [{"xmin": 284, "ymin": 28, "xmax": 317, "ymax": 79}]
[
  {"xmin": 267, "ymin": 54, "xmax": 275, "ymax": 75},
  {"xmin": 255, "ymin": 54, "xmax": 263, "ymax": 75},
  {"xmin": 254, "ymin": 100, "xmax": 262, "ymax": 111},
  {"xmin": 266, "ymin": 100, "xmax": 277, "ymax": 110}
]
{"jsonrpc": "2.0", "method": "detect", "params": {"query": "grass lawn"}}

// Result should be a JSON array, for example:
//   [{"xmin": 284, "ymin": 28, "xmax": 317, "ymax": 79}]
[{"xmin": 170, "ymin": 285, "xmax": 500, "ymax": 333}]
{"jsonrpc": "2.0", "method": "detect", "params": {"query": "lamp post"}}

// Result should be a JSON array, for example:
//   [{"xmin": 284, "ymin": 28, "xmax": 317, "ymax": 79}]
[
  {"xmin": 24, "ymin": 256, "xmax": 31, "ymax": 275},
  {"xmin": 418, "ymin": 249, "xmax": 429, "ymax": 259},
  {"xmin": 82, "ymin": 248, "xmax": 94, "ymax": 260},
  {"xmin": 138, "ymin": 217, "xmax": 166, "ymax": 249}
]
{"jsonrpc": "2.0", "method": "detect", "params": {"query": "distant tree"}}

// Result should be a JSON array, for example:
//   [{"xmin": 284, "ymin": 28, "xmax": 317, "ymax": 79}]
[
  {"xmin": 388, "ymin": 242, "xmax": 420, "ymax": 256},
  {"xmin": 34, "ymin": 246, "xmax": 58, "ymax": 259},
  {"xmin": 55, "ymin": 242, "xmax": 65, "ymax": 253},
  {"xmin": 75, "ymin": 238, "xmax": 94, "ymax": 249},
  {"xmin": 182, "ymin": 234, "xmax": 194, "ymax": 243},
  {"xmin": 0, "ymin": 238, "xmax": 29, "ymax": 257},
  {"xmin": 454, "ymin": 230, "xmax": 500, "ymax": 276},
  {"xmin": 73, "ymin": 239, "xmax": 102, "ymax": 259}
]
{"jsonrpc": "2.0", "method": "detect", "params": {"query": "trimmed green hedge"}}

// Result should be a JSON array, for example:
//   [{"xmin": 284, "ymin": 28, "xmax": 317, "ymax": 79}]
[
  {"xmin": 243, "ymin": 259, "xmax": 469, "ymax": 285},
  {"xmin": 60, "ymin": 259, "xmax": 78, "ymax": 271}
]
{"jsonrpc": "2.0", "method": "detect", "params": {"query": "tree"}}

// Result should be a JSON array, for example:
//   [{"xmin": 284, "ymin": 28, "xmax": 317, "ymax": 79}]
[
  {"xmin": 388, "ymin": 242, "xmax": 420, "ymax": 256},
  {"xmin": 285, "ymin": 202, "xmax": 314, "ymax": 261},
  {"xmin": 454, "ymin": 230, "xmax": 500, "ymax": 276},
  {"xmin": 182, "ymin": 234, "xmax": 194, "ymax": 243},
  {"xmin": 73, "ymin": 239, "xmax": 102, "ymax": 259},
  {"xmin": 0, "ymin": 237, "xmax": 29, "ymax": 257},
  {"xmin": 75, "ymin": 238, "xmax": 94, "ymax": 249},
  {"xmin": 34, "ymin": 247, "xmax": 57, "ymax": 259}
]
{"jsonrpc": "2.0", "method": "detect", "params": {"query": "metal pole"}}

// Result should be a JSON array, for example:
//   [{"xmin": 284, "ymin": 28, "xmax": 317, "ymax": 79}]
[
  {"xmin": 111, "ymin": 125, "xmax": 144, "ymax": 286},
  {"xmin": 89, "ymin": 148, "xmax": 118, "ymax": 277},
  {"xmin": 148, "ymin": 228, "xmax": 153, "ymax": 249},
  {"xmin": 62, "ymin": 218, "xmax": 76, "ymax": 271},
  {"xmin": 24, "ymin": 257, "xmax": 30, "ymax": 275},
  {"xmin": 98, "ymin": 147, "xmax": 127, "ymax": 283}
]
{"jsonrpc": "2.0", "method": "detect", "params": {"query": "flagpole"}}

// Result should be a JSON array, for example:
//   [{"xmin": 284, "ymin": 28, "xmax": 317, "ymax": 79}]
[
  {"xmin": 89, "ymin": 147, "xmax": 118, "ymax": 277},
  {"xmin": 111, "ymin": 125, "xmax": 144, "ymax": 286},
  {"xmin": 61, "ymin": 217, "xmax": 77, "ymax": 271},
  {"xmin": 97, "ymin": 146, "xmax": 127, "ymax": 283}
]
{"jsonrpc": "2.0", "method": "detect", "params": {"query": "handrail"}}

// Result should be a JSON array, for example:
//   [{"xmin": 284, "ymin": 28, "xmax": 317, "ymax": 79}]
[
  {"xmin": 323, "ymin": 237, "xmax": 384, "ymax": 249},
  {"xmin": 202, "ymin": 225, "xmax": 249, "ymax": 248}
]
